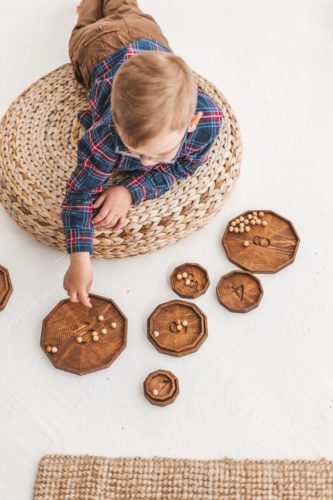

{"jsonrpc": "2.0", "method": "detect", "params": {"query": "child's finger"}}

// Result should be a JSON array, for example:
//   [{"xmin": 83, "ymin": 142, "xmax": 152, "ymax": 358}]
[
  {"xmin": 69, "ymin": 291, "xmax": 79, "ymax": 302},
  {"xmin": 92, "ymin": 207, "xmax": 111, "ymax": 224},
  {"xmin": 78, "ymin": 291, "xmax": 92, "ymax": 308},
  {"xmin": 92, "ymin": 193, "xmax": 106, "ymax": 208}
]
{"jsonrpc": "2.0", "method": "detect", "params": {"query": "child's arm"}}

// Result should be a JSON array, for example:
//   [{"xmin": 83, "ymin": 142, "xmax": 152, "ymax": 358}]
[{"xmin": 61, "ymin": 120, "xmax": 119, "ymax": 255}]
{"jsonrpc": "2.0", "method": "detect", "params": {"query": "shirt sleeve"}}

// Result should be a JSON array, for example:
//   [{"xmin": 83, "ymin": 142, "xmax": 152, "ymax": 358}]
[
  {"xmin": 117, "ymin": 103, "xmax": 223, "ymax": 205},
  {"xmin": 61, "ymin": 122, "xmax": 118, "ymax": 254}
]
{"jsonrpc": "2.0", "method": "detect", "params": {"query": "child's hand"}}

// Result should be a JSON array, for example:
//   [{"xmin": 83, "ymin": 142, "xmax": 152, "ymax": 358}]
[
  {"xmin": 63, "ymin": 252, "xmax": 93, "ymax": 308},
  {"xmin": 92, "ymin": 186, "xmax": 131, "ymax": 230}
]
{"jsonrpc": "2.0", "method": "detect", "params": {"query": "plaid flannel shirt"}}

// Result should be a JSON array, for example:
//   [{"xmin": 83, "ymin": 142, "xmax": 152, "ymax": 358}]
[{"xmin": 61, "ymin": 39, "xmax": 223, "ymax": 254}]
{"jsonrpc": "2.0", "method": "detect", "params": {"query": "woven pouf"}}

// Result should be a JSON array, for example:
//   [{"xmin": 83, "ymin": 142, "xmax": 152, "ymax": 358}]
[{"xmin": 0, "ymin": 64, "xmax": 241, "ymax": 259}]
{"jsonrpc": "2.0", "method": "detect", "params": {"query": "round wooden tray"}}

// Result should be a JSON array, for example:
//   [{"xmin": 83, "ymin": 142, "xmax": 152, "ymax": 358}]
[
  {"xmin": 0, "ymin": 265, "xmax": 13, "ymax": 311},
  {"xmin": 143, "ymin": 369, "xmax": 179, "ymax": 407},
  {"xmin": 222, "ymin": 210, "xmax": 300, "ymax": 273},
  {"xmin": 216, "ymin": 270, "xmax": 263, "ymax": 313},
  {"xmin": 147, "ymin": 299, "xmax": 208, "ymax": 357},
  {"xmin": 40, "ymin": 293, "xmax": 127, "ymax": 375},
  {"xmin": 170, "ymin": 262, "xmax": 210, "ymax": 298}
]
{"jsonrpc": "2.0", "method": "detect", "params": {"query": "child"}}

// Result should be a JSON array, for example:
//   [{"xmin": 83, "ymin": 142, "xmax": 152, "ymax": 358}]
[{"xmin": 62, "ymin": 0, "xmax": 223, "ymax": 308}]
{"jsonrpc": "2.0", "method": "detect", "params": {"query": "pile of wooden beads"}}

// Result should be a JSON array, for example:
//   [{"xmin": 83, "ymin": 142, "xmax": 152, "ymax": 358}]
[
  {"xmin": 228, "ymin": 211, "xmax": 268, "ymax": 233},
  {"xmin": 176, "ymin": 271, "xmax": 195, "ymax": 287},
  {"xmin": 46, "ymin": 346, "xmax": 58, "ymax": 353},
  {"xmin": 175, "ymin": 319, "xmax": 188, "ymax": 331},
  {"xmin": 75, "ymin": 317, "xmax": 117, "ymax": 343}
]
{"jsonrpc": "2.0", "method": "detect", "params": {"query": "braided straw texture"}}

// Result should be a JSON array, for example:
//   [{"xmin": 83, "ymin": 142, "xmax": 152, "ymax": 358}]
[
  {"xmin": 0, "ymin": 64, "xmax": 241, "ymax": 259},
  {"xmin": 33, "ymin": 455, "xmax": 333, "ymax": 499}
]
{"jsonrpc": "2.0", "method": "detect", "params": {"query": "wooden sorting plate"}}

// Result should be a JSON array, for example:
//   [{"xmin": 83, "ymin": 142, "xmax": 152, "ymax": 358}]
[
  {"xmin": 40, "ymin": 293, "xmax": 127, "ymax": 375},
  {"xmin": 147, "ymin": 299, "xmax": 208, "ymax": 357},
  {"xmin": 143, "ymin": 369, "xmax": 179, "ymax": 407},
  {"xmin": 216, "ymin": 271, "xmax": 263, "ymax": 313},
  {"xmin": 222, "ymin": 210, "xmax": 300, "ymax": 273},
  {"xmin": 0, "ymin": 265, "xmax": 13, "ymax": 311},
  {"xmin": 170, "ymin": 262, "xmax": 210, "ymax": 298}
]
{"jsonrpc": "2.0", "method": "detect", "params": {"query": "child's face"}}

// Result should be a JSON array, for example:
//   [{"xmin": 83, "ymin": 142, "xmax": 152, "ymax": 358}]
[{"xmin": 120, "ymin": 128, "xmax": 186, "ymax": 166}]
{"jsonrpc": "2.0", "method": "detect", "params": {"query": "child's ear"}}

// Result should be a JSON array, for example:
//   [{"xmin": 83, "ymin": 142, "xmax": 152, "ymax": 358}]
[{"xmin": 188, "ymin": 112, "xmax": 203, "ymax": 132}]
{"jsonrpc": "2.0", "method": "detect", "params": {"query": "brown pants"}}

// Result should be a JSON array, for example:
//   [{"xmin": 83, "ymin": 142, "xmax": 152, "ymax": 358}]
[{"xmin": 68, "ymin": 0, "xmax": 172, "ymax": 89}]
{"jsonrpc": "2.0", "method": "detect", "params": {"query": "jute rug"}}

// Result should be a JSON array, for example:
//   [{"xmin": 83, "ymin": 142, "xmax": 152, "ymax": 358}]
[{"xmin": 32, "ymin": 455, "xmax": 333, "ymax": 499}]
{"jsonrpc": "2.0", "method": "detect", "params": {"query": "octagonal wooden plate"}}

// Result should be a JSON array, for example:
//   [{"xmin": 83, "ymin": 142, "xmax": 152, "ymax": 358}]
[
  {"xmin": 216, "ymin": 270, "xmax": 263, "ymax": 313},
  {"xmin": 0, "ymin": 265, "xmax": 13, "ymax": 311},
  {"xmin": 222, "ymin": 210, "xmax": 300, "ymax": 273},
  {"xmin": 143, "ymin": 369, "xmax": 179, "ymax": 406},
  {"xmin": 40, "ymin": 293, "xmax": 127, "ymax": 375},
  {"xmin": 147, "ymin": 299, "xmax": 208, "ymax": 357},
  {"xmin": 170, "ymin": 262, "xmax": 210, "ymax": 298}
]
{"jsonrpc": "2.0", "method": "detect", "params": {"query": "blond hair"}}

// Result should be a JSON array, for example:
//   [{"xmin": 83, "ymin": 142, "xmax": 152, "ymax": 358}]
[{"xmin": 111, "ymin": 52, "xmax": 197, "ymax": 149}]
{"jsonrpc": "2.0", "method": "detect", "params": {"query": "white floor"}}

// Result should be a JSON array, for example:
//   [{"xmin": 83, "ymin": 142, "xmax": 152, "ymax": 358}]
[{"xmin": 1, "ymin": 1, "xmax": 333, "ymax": 498}]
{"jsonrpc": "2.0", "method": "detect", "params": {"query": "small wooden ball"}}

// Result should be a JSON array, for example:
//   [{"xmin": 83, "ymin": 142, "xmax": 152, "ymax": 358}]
[
  {"xmin": 234, "ymin": 227, "xmax": 239, "ymax": 233},
  {"xmin": 240, "ymin": 216, "xmax": 244, "ymax": 222},
  {"xmin": 185, "ymin": 278, "xmax": 191, "ymax": 285},
  {"xmin": 93, "ymin": 335, "xmax": 99, "ymax": 342},
  {"xmin": 262, "ymin": 220, "xmax": 268, "ymax": 226},
  {"xmin": 153, "ymin": 330, "xmax": 160, "ymax": 337},
  {"xmin": 101, "ymin": 328, "xmax": 107, "ymax": 335},
  {"xmin": 244, "ymin": 219, "xmax": 249, "ymax": 225},
  {"xmin": 176, "ymin": 325, "xmax": 183, "ymax": 331},
  {"xmin": 176, "ymin": 273, "xmax": 182, "ymax": 280},
  {"xmin": 182, "ymin": 320, "xmax": 188, "ymax": 327},
  {"xmin": 153, "ymin": 389, "xmax": 159, "ymax": 396},
  {"xmin": 111, "ymin": 322, "xmax": 117, "ymax": 329},
  {"xmin": 243, "ymin": 241, "xmax": 250, "ymax": 247},
  {"xmin": 245, "ymin": 226, "xmax": 251, "ymax": 232},
  {"xmin": 250, "ymin": 219, "xmax": 256, "ymax": 225},
  {"xmin": 46, "ymin": 346, "xmax": 52, "ymax": 353},
  {"xmin": 235, "ymin": 218, "xmax": 240, "ymax": 224},
  {"xmin": 51, "ymin": 347, "xmax": 58, "ymax": 353},
  {"xmin": 252, "ymin": 211, "xmax": 258, "ymax": 216},
  {"xmin": 92, "ymin": 330, "xmax": 98, "ymax": 336},
  {"xmin": 256, "ymin": 219, "xmax": 261, "ymax": 225},
  {"xmin": 239, "ymin": 227, "xmax": 245, "ymax": 233},
  {"xmin": 77, "ymin": 337, "xmax": 83, "ymax": 343},
  {"xmin": 259, "ymin": 211, "xmax": 264, "ymax": 218},
  {"xmin": 229, "ymin": 226, "xmax": 234, "ymax": 232},
  {"xmin": 231, "ymin": 221, "xmax": 236, "ymax": 227},
  {"xmin": 248, "ymin": 214, "xmax": 253, "ymax": 220},
  {"xmin": 182, "ymin": 272, "xmax": 188, "ymax": 278}
]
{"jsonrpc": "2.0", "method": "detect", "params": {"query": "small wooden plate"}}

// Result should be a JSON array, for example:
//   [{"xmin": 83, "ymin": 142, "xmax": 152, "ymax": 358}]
[
  {"xmin": 147, "ymin": 299, "xmax": 208, "ymax": 357},
  {"xmin": 0, "ymin": 265, "xmax": 13, "ymax": 311},
  {"xmin": 216, "ymin": 270, "xmax": 263, "ymax": 313},
  {"xmin": 170, "ymin": 262, "xmax": 210, "ymax": 298},
  {"xmin": 143, "ymin": 369, "xmax": 179, "ymax": 406},
  {"xmin": 40, "ymin": 293, "xmax": 127, "ymax": 375},
  {"xmin": 222, "ymin": 210, "xmax": 300, "ymax": 273}
]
